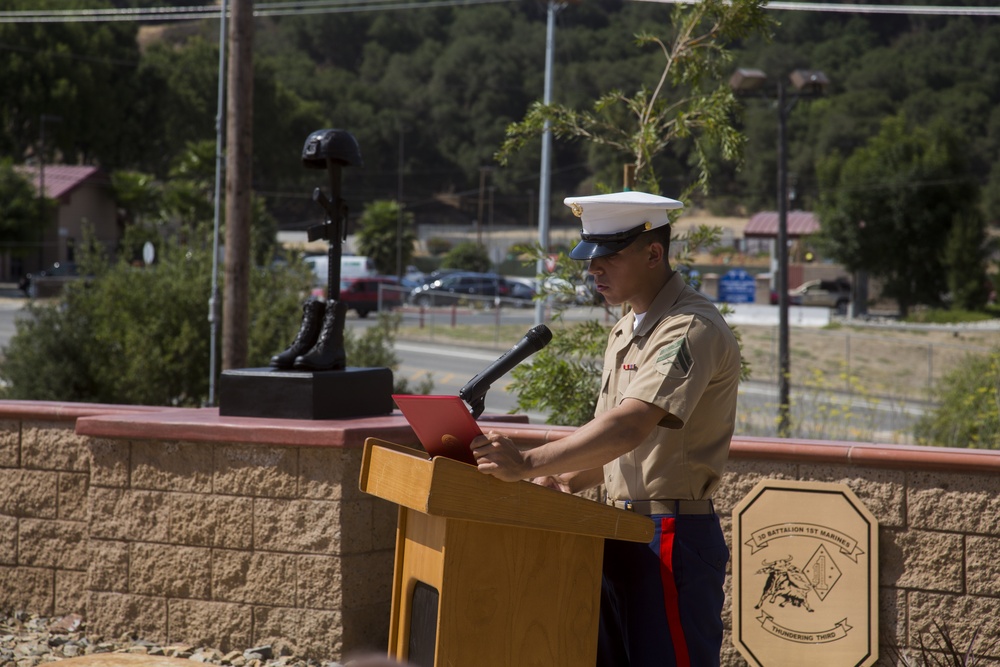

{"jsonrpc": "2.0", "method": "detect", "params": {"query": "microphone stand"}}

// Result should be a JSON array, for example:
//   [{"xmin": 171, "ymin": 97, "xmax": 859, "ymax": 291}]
[{"xmin": 467, "ymin": 395, "xmax": 487, "ymax": 420}]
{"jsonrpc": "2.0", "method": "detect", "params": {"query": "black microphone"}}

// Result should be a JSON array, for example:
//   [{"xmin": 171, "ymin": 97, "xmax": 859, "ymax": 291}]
[{"xmin": 459, "ymin": 324, "xmax": 553, "ymax": 416}]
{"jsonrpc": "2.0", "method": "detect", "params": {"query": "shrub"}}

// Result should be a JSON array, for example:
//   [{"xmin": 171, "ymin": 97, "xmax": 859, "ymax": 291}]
[
  {"xmin": 425, "ymin": 237, "xmax": 453, "ymax": 256},
  {"xmin": 914, "ymin": 347, "xmax": 1000, "ymax": 449},
  {"xmin": 0, "ymin": 228, "xmax": 310, "ymax": 406},
  {"xmin": 442, "ymin": 241, "xmax": 491, "ymax": 273}
]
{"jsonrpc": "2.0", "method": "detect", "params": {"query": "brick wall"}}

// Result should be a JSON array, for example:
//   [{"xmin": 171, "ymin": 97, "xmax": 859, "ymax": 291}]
[
  {"xmin": 84, "ymin": 437, "xmax": 396, "ymax": 657},
  {"xmin": 2, "ymin": 402, "xmax": 999, "ymax": 664},
  {"xmin": 0, "ymin": 417, "xmax": 91, "ymax": 616}
]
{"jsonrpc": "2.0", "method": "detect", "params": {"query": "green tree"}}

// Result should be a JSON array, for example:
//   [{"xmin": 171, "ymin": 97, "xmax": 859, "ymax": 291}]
[
  {"xmin": 494, "ymin": 1, "xmax": 765, "ymax": 426},
  {"xmin": 914, "ymin": 347, "xmax": 1000, "ymax": 449},
  {"xmin": 816, "ymin": 114, "xmax": 985, "ymax": 316},
  {"xmin": 943, "ymin": 209, "xmax": 993, "ymax": 311},
  {"xmin": 113, "ymin": 142, "xmax": 279, "ymax": 268},
  {"xmin": 355, "ymin": 200, "xmax": 416, "ymax": 276},
  {"xmin": 0, "ymin": 159, "xmax": 40, "ymax": 252},
  {"xmin": 442, "ymin": 241, "xmax": 491, "ymax": 273},
  {"xmin": 497, "ymin": 0, "xmax": 772, "ymax": 195},
  {"xmin": 0, "ymin": 0, "xmax": 141, "ymax": 167}
]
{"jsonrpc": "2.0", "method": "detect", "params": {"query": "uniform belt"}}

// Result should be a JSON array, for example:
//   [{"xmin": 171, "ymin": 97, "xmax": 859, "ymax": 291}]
[{"xmin": 606, "ymin": 498, "xmax": 715, "ymax": 516}]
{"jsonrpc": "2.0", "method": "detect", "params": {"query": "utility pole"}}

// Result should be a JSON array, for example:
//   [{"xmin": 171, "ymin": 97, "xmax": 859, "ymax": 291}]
[
  {"xmin": 222, "ymin": 0, "xmax": 253, "ymax": 371},
  {"xmin": 730, "ymin": 67, "xmax": 829, "ymax": 438},
  {"xmin": 477, "ymin": 166, "xmax": 491, "ymax": 246},
  {"xmin": 396, "ymin": 120, "xmax": 404, "ymax": 278},
  {"xmin": 775, "ymin": 80, "xmax": 791, "ymax": 437},
  {"xmin": 532, "ymin": 0, "xmax": 579, "ymax": 324},
  {"xmin": 207, "ymin": 0, "xmax": 229, "ymax": 405}
]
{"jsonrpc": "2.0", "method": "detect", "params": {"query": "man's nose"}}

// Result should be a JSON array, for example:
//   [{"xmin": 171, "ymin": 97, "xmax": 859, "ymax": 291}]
[{"xmin": 587, "ymin": 259, "xmax": 601, "ymax": 274}]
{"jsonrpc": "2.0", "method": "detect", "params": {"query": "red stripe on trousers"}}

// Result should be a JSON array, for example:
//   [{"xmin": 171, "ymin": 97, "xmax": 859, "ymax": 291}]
[{"xmin": 658, "ymin": 516, "xmax": 691, "ymax": 667}]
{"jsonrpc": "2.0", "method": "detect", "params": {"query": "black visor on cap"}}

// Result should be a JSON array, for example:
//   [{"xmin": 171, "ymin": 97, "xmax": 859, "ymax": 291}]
[{"xmin": 568, "ymin": 222, "xmax": 649, "ymax": 260}]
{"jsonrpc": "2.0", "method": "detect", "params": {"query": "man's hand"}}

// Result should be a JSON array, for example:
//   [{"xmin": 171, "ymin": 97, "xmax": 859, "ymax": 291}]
[
  {"xmin": 470, "ymin": 431, "xmax": 527, "ymax": 482},
  {"xmin": 470, "ymin": 398, "xmax": 664, "ymax": 489}
]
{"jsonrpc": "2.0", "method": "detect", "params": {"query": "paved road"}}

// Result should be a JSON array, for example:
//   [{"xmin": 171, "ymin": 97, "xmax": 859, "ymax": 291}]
[
  {"xmin": 392, "ymin": 341, "xmax": 538, "ymax": 420},
  {"xmin": 0, "ymin": 297, "xmax": 28, "ymax": 352}
]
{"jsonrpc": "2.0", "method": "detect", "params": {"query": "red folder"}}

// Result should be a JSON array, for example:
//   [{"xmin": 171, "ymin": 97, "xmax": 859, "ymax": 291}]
[{"xmin": 392, "ymin": 394, "xmax": 481, "ymax": 466}]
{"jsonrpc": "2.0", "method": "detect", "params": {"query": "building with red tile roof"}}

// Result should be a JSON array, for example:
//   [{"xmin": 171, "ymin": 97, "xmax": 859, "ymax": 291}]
[
  {"xmin": 743, "ymin": 210, "xmax": 821, "ymax": 238},
  {"xmin": 9, "ymin": 164, "xmax": 118, "ymax": 282}
]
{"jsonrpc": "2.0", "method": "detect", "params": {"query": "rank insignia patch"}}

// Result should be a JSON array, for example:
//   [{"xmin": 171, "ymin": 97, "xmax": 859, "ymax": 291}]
[{"xmin": 655, "ymin": 337, "xmax": 693, "ymax": 377}]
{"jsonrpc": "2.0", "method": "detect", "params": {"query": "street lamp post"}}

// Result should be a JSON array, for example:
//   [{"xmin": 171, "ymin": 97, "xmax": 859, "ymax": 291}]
[
  {"xmin": 730, "ymin": 68, "xmax": 828, "ymax": 437},
  {"xmin": 775, "ymin": 78, "xmax": 791, "ymax": 437},
  {"xmin": 535, "ymin": 0, "xmax": 559, "ymax": 327}
]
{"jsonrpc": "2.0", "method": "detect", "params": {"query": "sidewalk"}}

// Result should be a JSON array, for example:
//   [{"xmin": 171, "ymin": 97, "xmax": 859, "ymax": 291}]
[{"xmin": 722, "ymin": 303, "xmax": 831, "ymax": 327}]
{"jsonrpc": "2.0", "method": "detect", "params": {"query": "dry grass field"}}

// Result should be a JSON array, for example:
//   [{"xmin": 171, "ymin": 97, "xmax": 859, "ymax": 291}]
[
  {"xmin": 733, "ymin": 322, "xmax": 998, "ymax": 443},
  {"xmin": 737, "ymin": 322, "xmax": 997, "ymax": 403}
]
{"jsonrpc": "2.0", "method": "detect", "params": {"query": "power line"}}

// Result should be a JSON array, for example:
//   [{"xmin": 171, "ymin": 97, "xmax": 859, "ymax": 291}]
[
  {"xmin": 0, "ymin": 5, "xmax": 217, "ymax": 23},
  {"xmin": 255, "ymin": 0, "xmax": 515, "ymax": 18},
  {"xmin": 634, "ymin": 0, "xmax": 1000, "ymax": 17},
  {"xmin": 1, "ymin": 0, "xmax": 995, "ymax": 23},
  {"xmin": 766, "ymin": 1, "xmax": 1000, "ymax": 15},
  {"xmin": 0, "ymin": 0, "xmax": 516, "ymax": 24}
]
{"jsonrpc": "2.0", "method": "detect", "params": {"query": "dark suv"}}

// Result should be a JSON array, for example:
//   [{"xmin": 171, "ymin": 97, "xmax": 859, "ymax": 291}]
[{"xmin": 408, "ymin": 272, "xmax": 510, "ymax": 306}]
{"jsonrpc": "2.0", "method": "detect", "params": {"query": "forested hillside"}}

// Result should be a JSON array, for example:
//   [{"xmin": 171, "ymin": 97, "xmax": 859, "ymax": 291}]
[{"xmin": 3, "ymin": 0, "xmax": 999, "ymax": 231}]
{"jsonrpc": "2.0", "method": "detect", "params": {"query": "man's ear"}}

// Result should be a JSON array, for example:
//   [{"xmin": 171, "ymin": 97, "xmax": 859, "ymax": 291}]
[{"xmin": 646, "ymin": 240, "xmax": 665, "ymax": 267}]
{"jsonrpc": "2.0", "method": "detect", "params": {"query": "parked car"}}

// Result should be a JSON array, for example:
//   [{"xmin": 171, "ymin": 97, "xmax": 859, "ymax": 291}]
[
  {"xmin": 19, "ymin": 261, "xmax": 81, "ymax": 298},
  {"xmin": 538, "ymin": 276, "xmax": 586, "ymax": 306},
  {"xmin": 410, "ymin": 268, "xmax": 460, "ymax": 290},
  {"xmin": 505, "ymin": 275, "xmax": 599, "ymax": 307},
  {"xmin": 312, "ymin": 276, "xmax": 405, "ymax": 317},
  {"xmin": 408, "ymin": 272, "xmax": 511, "ymax": 306},
  {"xmin": 505, "ymin": 278, "xmax": 537, "ymax": 306},
  {"xmin": 789, "ymin": 278, "xmax": 852, "ymax": 312}
]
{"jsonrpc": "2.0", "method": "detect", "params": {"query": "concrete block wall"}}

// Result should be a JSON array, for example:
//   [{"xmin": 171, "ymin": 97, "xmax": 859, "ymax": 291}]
[
  {"xmin": 83, "ymin": 437, "xmax": 397, "ymax": 658},
  {"xmin": 0, "ymin": 402, "xmax": 419, "ymax": 662},
  {"xmin": 0, "ymin": 417, "xmax": 91, "ymax": 617}
]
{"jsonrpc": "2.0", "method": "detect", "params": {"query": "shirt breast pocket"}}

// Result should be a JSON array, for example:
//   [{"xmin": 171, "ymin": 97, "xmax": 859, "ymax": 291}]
[
  {"xmin": 616, "ymin": 369, "xmax": 632, "ymax": 402},
  {"xmin": 598, "ymin": 368, "xmax": 613, "ymax": 410}
]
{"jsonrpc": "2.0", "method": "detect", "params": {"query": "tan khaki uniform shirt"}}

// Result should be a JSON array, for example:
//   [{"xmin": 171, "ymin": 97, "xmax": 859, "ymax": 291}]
[{"xmin": 598, "ymin": 272, "xmax": 741, "ymax": 502}]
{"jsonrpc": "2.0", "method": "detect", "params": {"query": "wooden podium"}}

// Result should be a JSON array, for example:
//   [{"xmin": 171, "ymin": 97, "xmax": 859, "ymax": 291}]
[{"xmin": 359, "ymin": 438, "xmax": 654, "ymax": 667}]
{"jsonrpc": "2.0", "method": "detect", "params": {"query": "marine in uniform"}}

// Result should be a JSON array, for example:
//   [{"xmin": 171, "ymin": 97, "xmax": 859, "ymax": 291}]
[{"xmin": 471, "ymin": 191, "xmax": 742, "ymax": 667}]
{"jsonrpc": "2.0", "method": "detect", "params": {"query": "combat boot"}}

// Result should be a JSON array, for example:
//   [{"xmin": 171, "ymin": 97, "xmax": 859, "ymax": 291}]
[
  {"xmin": 270, "ymin": 298, "xmax": 326, "ymax": 369},
  {"xmin": 293, "ymin": 299, "xmax": 347, "ymax": 371}
]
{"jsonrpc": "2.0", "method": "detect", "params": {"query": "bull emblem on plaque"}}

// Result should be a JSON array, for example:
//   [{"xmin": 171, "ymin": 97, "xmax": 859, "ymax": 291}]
[{"xmin": 755, "ymin": 555, "xmax": 814, "ymax": 612}]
